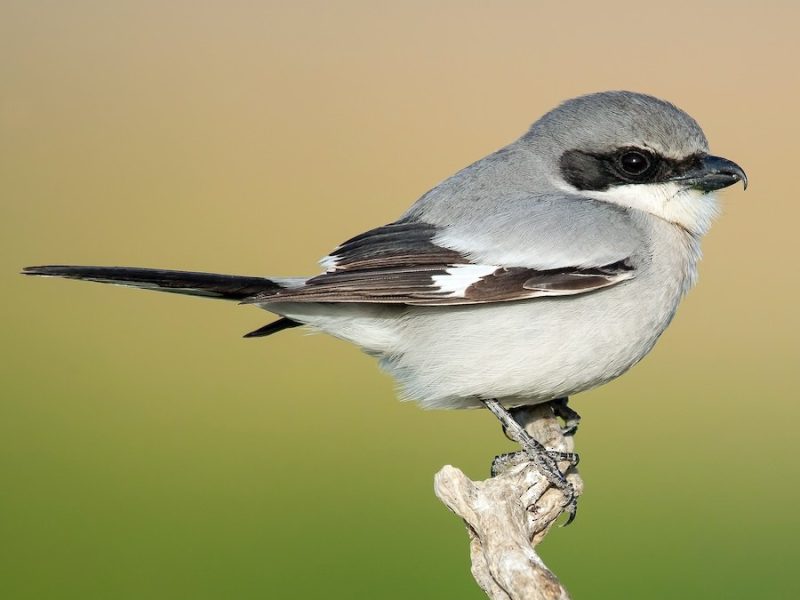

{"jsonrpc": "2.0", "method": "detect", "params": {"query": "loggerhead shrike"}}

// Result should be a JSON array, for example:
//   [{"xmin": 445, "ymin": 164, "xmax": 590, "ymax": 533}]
[{"xmin": 23, "ymin": 91, "xmax": 747, "ymax": 521}]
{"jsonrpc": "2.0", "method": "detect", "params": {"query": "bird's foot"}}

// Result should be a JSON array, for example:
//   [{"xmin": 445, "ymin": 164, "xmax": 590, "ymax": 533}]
[
  {"xmin": 491, "ymin": 449, "xmax": 579, "ymax": 477},
  {"xmin": 522, "ymin": 444, "xmax": 579, "ymax": 526},
  {"xmin": 483, "ymin": 399, "xmax": 579, "ymax": 524},
  {"xmin": 547, "ymin": 397, "xmax": 581, "ymax": 436}
]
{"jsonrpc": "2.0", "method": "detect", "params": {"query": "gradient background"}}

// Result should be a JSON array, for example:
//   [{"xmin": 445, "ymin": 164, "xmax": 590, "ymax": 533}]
[{"xmin": 2, "ymin": 1, "xmax": 798, "ymax": 598}]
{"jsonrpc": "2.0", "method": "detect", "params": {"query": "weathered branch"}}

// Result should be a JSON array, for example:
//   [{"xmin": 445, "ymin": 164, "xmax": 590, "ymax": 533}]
[{"xmin": 434, "ymin": 404, "xmax": 583, "ymax": 600}]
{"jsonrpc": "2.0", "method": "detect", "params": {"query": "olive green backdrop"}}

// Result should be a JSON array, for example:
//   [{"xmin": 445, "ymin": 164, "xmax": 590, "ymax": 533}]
[{"xmin": 2, "ymin": 1, "xmax": 798, "ymax": 598}]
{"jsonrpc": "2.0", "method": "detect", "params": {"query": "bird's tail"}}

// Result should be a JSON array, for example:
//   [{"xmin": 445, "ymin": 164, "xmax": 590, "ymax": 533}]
[
  {"xmin": 21, "ymin": 265, "xmax": 305, "ymax": 338},
  {"xmin": 21, "ymin": 265, "xmax": 289, "ymax": 301}
]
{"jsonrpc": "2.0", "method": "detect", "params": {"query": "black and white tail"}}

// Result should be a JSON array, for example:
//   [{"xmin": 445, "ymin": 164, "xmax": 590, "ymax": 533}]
[{"xmin": 21, "ymin": 265, "xmax": 301, "ymax": 337}]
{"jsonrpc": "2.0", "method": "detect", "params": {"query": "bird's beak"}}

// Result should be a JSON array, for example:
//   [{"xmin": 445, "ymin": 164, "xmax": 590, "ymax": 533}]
[{"xmin": 672, "ymin": 154, "xmax": 748, "ymax": 193}]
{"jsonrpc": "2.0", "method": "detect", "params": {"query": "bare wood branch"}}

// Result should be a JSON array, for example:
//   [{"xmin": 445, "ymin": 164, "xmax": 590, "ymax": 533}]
[{"xmin": 434, "ymin": 404, "xmax": 583, "ymax": 600}]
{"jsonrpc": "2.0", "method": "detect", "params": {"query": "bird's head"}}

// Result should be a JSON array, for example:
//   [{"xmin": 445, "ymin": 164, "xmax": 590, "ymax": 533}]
[{"xmin": 525, "ymin": 91, "xmax": 747, "ymax": 236}]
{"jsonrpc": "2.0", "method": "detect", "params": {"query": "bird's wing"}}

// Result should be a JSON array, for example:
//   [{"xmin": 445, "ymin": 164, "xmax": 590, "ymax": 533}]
[
  {"xmin": 405, "ymin": 192, "xmax": 644, "ymax": 269},
  {"xmin": 246, "ymin": 215, "xmax": 637, "ymax": 306}
]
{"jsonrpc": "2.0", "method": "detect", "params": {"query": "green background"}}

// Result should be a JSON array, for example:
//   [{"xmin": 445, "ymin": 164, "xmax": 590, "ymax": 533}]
[{"xmin": 2, "ymin": 1, "xmax": 798, "ymax": 598}]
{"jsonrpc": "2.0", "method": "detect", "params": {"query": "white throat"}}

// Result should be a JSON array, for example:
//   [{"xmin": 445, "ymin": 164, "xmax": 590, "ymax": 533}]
[{"xmin": 581, "ymin": 182, "xmax": 720, "ymax": 236}]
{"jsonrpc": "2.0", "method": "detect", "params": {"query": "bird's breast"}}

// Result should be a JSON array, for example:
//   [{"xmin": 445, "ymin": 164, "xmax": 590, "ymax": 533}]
[{"xmin": 384, "ymin": 219, "xmax": 702, "ymax": 409}]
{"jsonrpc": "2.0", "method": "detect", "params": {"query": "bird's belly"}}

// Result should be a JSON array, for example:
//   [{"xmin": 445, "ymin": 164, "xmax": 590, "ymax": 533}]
[{"xmin": 383, "ymin": 283, "xmax": 681, "ymax": 409}]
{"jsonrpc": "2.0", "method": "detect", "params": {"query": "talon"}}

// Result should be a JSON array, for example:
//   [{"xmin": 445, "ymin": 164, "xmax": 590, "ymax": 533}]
[
  {"xmin": 560, "ymin": 424, "xmax": 579, "ymax": 436},
  {"xmin": 555, "ymin": 481, "xmax": 579, "ymax": 526},
  {"xmin": 550, "ymin": 397, "xmax": 581, "ymax": 436},
  {"xmin": 561, "ymin": 496, "xmax": 578, "ymax": 526}
]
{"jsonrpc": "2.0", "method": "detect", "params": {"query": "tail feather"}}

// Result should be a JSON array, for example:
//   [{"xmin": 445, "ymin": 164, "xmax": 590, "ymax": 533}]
[
  {"xmin": 243, "ymin": 318, "xmax": 302, "ymax": 338},
  {"xmin": 22, "ymin": 265, "xmax": 287, "ymax": 301}
]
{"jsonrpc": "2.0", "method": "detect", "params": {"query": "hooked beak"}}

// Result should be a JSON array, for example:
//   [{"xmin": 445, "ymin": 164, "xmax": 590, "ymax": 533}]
[{"xmin": 672, "ymin": 154, "xmax": 748, "ymax": 193}]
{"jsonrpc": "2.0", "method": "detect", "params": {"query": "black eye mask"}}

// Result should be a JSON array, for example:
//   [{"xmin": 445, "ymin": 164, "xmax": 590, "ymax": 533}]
[{"xmin": 559, "ymin": 147, "xmax": 704, "ymax": 191}]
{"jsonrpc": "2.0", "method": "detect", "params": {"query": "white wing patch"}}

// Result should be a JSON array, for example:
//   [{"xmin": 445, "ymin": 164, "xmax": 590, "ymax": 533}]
[
  {"xmin": 319, "ymin": 254, "xmax": 339, "ymax": 271},
  {"xmin": 431, "ymin": 264, "xmax": 498, "ymax": 297}
]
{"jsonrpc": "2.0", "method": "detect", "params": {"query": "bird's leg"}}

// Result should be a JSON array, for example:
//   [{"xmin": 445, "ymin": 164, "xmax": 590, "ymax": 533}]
[
  {"xmin": 493, "ymin": 401, "xmax": 581, "ymax": 470},
  {"xmin": 513, "ymin": 398, "xmax": 581, "ymax": 472},
  {"xmin": 548, "ymin": 397, "xmax": 581, "ymax": 436},
  {"xmin": 482, "ymin": 399, "xmax": 578, "ymax": 523}
]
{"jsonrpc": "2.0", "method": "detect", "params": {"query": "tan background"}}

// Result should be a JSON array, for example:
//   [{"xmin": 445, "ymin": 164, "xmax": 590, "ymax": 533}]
[{"xmin": 2, "ymin": 1, "xmax": 797, "ymax": 598}]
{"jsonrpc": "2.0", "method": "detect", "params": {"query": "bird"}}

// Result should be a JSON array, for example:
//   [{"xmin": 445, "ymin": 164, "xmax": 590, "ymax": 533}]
[{"xmin": 22, "ymin": 91, "xmax": 747, "ymax": 521}]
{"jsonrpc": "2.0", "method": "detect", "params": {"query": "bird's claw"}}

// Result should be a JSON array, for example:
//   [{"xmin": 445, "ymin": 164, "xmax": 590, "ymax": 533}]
[
  {"xmin": 537, "ymin": 460, "xmax": 578, "ymax": 526},
  {"xmin": 529, "ymin": 448, "xmax": 579, "ymax": 525},
  {"xmin": 490, "ymin": 448, "xmax": 579, "ymax": 524},
  {"xmin": 546, "ymin": 450, "xmax": 580, "ymax": 466},
  {"xmin": 549, "ymin": 398, "xmax": 581, "ymax": 437},
  {"xmin": 483, "ymin": 399, "xmax": 579, "ymax": 524},
  {"xmin": 562, "ymin": 495, "xmax": 578, "ymax": 526},
  {"xmin": 490, "ymin": 449, "xmax": 579, "ymax": 476}
]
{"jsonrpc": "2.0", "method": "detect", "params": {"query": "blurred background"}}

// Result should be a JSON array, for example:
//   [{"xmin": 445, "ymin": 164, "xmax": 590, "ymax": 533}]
[{"xmin": 2, "ymin": 1, "xmax": 798, "ymax": 598}]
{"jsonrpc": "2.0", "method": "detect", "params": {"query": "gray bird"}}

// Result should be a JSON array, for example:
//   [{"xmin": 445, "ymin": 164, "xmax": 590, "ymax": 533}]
[{"xmin": 23, "ymin": 91, "xmax": 747, "ymax": 521}]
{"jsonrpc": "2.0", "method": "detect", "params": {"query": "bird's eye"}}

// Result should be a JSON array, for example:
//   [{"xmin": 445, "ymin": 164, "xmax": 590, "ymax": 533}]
[{"xmin": 617, "ymin": 150, "xmax": 653, "ymax": 176}]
